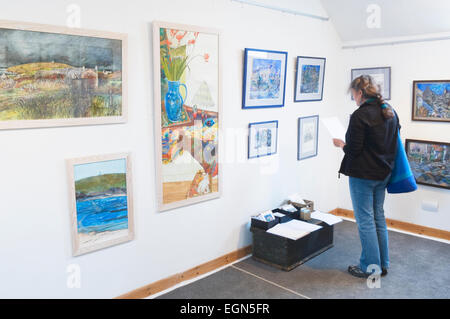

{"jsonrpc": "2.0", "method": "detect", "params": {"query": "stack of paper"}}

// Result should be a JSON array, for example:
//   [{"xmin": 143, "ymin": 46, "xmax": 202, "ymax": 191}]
[
  {"xmin": 287, "ymin": 194, "xmax": 306, "ymax": 205},
  {"xmin": 267, "ymin": 219, "xmax": 322, "ymax": 240},
  {"xmin": 279, "ymin": 204, "xmax": 297, "ymax": 212},
  {"xmin": 310, "ymin": 211, "xmax": 343, "ymax": 225}
]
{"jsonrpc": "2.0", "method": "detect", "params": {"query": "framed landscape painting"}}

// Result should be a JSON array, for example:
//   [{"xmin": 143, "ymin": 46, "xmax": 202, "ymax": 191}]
[
  {"xmin": 0, "ymin": 20, "xmax": 127, "ymax": 130},
  {"xmin": 242, "ymin": 48, "xmax": 287, "ymax": 109},
  {"xmin": 294, "ymin": 56, "xmax": 325, "ymax": 102},
  {"xmin": 405, "ymin": 139, "xmax": 449, "ymax": 190},
  {"xmin": 298, "ymin": 115, "xmax": 319, "ymax": 160},
  {"xmin": 66, "ymin": 153, "xmax": 134, "ymax": 256},
  {"xmin": 412, "ymin": 80, "xmax": 450, "ymax": 122},
  {"xmin": 248, "ymin": 120, "xmax": 278, "ymax": 159},
  {"xmin": 351, "ymin": 67, "xmax": 391, "ymax": 100},
  {"xmin": 153, "ymin": 21, "xmax": 222, "ymax": 211}
]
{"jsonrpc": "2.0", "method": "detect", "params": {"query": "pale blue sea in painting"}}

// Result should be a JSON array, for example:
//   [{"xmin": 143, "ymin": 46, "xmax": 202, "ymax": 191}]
[
  {"xmin": 250, "ymin": 58, "xmax": 281, "ymax": 99},
  {"xmin": 76, "ymin": 196, "xmax": 128, "ymax": 233}
]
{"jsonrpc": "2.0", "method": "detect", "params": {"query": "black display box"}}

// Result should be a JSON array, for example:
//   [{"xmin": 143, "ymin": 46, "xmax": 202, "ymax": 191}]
[{"xmin": 250, "ymin": 216, "xmax": 334, "ymax": 271}]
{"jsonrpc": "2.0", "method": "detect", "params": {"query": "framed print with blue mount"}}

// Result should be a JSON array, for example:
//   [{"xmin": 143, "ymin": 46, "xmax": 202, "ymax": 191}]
[
  {"xmin": 298, "ymin": 115, "xmax": 319, "ymax": 160},
  {"xmin": 351, "ymin": 67, "xmax": 391, "ymax": 100},
  {"xmin": 294, "ymin": 56, "xmax": 326, "ymax": 102},
  {"xmin": 242, "ymin": 48, "xmax": 287, "ymax": 109},
  {"xmin": 248, "ymin": 120, "xmax": 278, "ymax": 158}
]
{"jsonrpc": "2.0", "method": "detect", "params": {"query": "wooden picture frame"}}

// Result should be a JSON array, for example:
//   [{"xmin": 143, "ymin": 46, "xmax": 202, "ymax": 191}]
[
  {"xmin": 405, "ymin": 139, "xmax": 449, "ymax": 190},
  {"xmin": 411, "ymin": 80, "xmax": 450, "ymax": 122},
  {"xmin": 152, "ymin": 21, "xmax": 222, "ymax": 211},
  {"xmin": 0, "ymin": 20, "xmax": 128, "ymax": 130},
  {"xmin": 66, "ymin": 153, "xmax": 134, "ymax": 256}
]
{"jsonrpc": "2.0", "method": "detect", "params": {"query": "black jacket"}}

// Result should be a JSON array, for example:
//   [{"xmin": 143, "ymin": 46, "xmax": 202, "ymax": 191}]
[{"xmin": 339, "ymin": 99, "xmax": 400, "ymax": 180}]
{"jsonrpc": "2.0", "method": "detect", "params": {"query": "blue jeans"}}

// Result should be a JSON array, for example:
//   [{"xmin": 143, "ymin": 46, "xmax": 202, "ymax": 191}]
[{"xmin": 349, "ymin": 174, "xmax": 391, "ymax": 273}]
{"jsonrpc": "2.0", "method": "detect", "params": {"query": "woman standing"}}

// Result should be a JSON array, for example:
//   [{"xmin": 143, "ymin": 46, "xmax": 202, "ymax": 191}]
[{"xmin": 333, "ymin": 75, "xmax": 400, "ymax": 278}]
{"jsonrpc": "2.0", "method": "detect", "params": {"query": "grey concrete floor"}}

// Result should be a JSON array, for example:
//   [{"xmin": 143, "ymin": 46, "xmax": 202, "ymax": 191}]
[{"xmin": 157, "ymin": 220, "xmax": 450, "ymax": 299}]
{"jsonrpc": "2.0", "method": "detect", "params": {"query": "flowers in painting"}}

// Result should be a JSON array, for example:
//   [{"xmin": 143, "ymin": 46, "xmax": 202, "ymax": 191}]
[{"xmin": 160, "ymin": 29, "xmax": 210, "ymax": 82}]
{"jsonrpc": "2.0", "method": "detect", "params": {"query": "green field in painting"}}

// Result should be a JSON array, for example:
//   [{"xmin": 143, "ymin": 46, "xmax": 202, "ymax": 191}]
[
  {"xmin": 0, "ymin": 62, "xmax": 122, "ymax": 121},
  {"xmin": 75, "ymin": 173, "xmax": 127, "ymax": 196}
]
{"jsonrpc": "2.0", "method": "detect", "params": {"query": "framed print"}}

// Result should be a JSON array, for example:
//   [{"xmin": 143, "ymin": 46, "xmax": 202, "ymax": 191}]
[
  {"xmin": 248, "ymin": 120, "xmax": 278, "ymax": 158},
  {"xmin": 66, "ymin": 153, "xmax": 134, "ymax": 256},
  {"xmin": 412, "ymin": 80, "xmax": 450, "ymax": 122},
  {"xmin": 298, "ymin": 115, "xmax": 319, "ymax": 160},
  {"xmin": 0, "ymin": 20, "xmax": 127, "ymax": 130},
  {"xmin": 294, "ymin": 56, "xmax": 326, "ymax": 102},
  {"xmin": 351, "ymin": 67, "xmax": 391, "ymax": 100},
  {"xmin": 405, "ymin": 139, "xmax": 449, "ymax": 190},
  {"xmin": 153, "ymin": 21, "xmax": 222, "ymax": 211},
  {"xmin": 242, "ymin": 48, "xmax": 287, "ymax": 109}
]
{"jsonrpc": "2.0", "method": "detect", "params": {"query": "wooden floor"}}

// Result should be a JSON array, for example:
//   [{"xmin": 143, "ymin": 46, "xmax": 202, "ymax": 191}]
[{"xmin": 163, "ymin": 179, "xmax": 218, "ymax": 204}]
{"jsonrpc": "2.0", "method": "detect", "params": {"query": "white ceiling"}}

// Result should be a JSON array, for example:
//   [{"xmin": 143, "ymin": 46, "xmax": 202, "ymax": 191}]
[{"xmin": 320, "ymin": 0, "xmax": 450, "ymax": 42}]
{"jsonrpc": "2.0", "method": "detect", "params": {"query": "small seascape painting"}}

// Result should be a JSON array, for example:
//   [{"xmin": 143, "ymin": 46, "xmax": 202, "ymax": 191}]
[{"xmin": 67, "ymin": 153, "xmax": 134, "ymax": 256}]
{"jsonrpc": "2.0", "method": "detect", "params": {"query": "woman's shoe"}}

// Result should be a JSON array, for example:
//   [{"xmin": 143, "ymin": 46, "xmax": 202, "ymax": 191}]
[
  {"xmin": 348, "ymin": 265, "xmax": 387, "ymax": 278},
  {"xmin": 347, "ymin": 265, "xmax": 370, "ymax": 278}
]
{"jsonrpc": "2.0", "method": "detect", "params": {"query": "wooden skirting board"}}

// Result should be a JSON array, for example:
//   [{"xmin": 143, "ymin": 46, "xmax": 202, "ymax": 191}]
[
  {"xmin": 117, "ymin": 208, "xmax": 449, "ymax": 299},
  {"xmin": 116, "ymin": 245, "xmax": 252, "ymax": 299},
  {"xmin": 330, "ymin": 208, "xmax": 450, "ymax": 241}
]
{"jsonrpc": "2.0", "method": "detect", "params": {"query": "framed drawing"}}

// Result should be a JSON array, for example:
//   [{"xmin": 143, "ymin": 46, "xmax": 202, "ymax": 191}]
[
  {"xmin": 351, "ymin": 67, "xmax": 391, "ymax": 100},
  {"xmin": 248, "ymin": 120, "xmax": 278, "ymax": 159},
  {"xmin": 294, "ymin": 56, "xmax": 326, "ymax": 102},
  {"xmin": 242, "ymin": 48, "xmax": 287, "ymax": 109},
  {"xmin": 412, "ymin": 80, "xmax": 450, "ymax": 122},
  {"xmin": 298, "ymin": 115, "xmax": 319, "ymax": 160},
  {"xmin": 153, "ymin": 21, "xmax": 222, "ymax": 211},
  {"xmin": 405, "ymin": 139, "xmax": 449, "ymax": 190},
  {"xmin": 66, "ymin": 153, "xmax": 134, "ymax": 256},
  {"xmin": 0, "ymin": 20, "xmax": 127, "ymax": 130}
]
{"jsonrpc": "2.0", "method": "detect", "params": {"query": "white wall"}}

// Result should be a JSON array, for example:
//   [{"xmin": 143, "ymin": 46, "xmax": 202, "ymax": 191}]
[
  {"xmin": 0, "ymin": 0, "xmax": 343, "ymax": 298},
  {"xmin": 339, "ymin": 39, "xmax": 450, "ymax": 231}
]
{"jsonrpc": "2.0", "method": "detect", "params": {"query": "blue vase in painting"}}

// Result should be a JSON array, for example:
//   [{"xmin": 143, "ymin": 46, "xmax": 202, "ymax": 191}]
[{"xmin": 164, "ymin": 80, "xmax": 187, "ymax": 122}]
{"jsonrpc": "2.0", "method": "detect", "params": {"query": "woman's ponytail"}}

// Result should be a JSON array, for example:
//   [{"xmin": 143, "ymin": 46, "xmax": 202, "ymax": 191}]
[{"xmin": 349, "ymin": 75, "xmax": 394, "ymax": 119}]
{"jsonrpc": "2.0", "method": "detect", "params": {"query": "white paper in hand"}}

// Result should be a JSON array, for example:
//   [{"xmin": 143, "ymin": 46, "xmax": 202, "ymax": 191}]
[{"xmin": 321, "ymin": 116, "xmax": 346, "ymax": 141}]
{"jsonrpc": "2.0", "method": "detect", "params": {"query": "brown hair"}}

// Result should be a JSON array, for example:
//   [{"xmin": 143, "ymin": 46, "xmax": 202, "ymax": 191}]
[{"xmin": 349, "ymin": 75, "xmax": 394, "ymax": 119}]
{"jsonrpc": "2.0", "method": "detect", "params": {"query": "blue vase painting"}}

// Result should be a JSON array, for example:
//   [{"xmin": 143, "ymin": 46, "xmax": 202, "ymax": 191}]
[{"xmin": 165, "ymin": 80, "xmax": 188, "ymax": 123}]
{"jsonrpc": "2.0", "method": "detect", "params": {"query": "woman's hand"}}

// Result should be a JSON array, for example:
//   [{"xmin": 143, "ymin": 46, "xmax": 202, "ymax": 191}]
[{"xmin": 333, "ymin": 138, "xmax": 346, "ymax": 149}]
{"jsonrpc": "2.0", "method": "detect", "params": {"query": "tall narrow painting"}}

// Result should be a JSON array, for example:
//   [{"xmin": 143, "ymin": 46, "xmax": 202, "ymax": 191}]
[
  {"xmin": 67, "ymin": 153, "xmax": 134, "ymax": 256},
  {"xmin": 0, "ymin": 20, "xmax": 127, "ymax": 130},
  {"xmin": 153, "ymin": 21, "xmax": 222, "ymax": 211}
]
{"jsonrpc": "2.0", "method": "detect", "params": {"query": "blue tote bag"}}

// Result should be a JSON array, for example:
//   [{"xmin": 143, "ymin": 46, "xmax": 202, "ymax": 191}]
[{"xmin": 387, "ymin": 130, "xmax": 418, "ymax": 194}]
